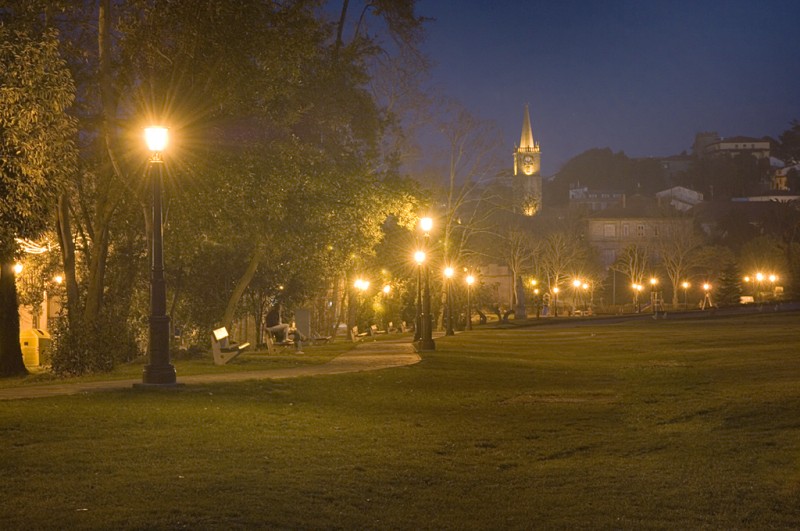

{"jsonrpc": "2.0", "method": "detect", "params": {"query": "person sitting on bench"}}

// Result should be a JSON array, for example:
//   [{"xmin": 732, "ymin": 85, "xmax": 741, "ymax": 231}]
[{"xmin": 265, "ymin": 304, "xmax": 291, "ymax": 342}]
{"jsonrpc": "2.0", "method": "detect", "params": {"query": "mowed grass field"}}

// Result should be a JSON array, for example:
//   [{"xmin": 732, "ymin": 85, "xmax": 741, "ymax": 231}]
[{"xmin": 2, "ymin": 312, "xmax": 799, "ymax": 529}]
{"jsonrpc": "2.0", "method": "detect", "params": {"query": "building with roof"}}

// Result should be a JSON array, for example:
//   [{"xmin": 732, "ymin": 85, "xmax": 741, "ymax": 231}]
[{"xmin": 585, "ymin": 196, "xmax": 692, "ymax": 268}]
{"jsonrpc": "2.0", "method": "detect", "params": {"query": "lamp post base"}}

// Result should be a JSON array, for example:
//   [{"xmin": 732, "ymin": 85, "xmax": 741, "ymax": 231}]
[
  {"xmin": 415, "ymin": 338, "xmax": 436, "ymax": 352},
  {"xmin": 141, "ymin": 364, "xmax": 177, "ymax": 385}
]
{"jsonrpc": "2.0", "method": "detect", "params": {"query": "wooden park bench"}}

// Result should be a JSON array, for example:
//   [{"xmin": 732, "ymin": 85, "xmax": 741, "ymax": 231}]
[
  {"xmin": 265, "ymin": 331, "xmax": 294, "ymax": 355},
  {"xmin": 211, "ymin": 327, "xmax": 250, "ymax": 365},
  {"xmin": 368, "ymin": 325, "xmax": 387, "ymax": 335}
]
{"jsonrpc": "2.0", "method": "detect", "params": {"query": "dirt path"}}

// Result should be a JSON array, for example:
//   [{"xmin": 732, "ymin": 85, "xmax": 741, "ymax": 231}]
[{"xmin": 0, "ymin": 339, "xmax": 420, "ymax": 401}]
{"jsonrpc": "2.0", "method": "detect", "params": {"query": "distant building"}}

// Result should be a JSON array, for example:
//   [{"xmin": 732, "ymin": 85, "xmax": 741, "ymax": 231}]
[
  {"xmin": 693, "ymin": 131, "xmax": 771, "ymax": 160},
  {"xmin": 656, "ymin": 186, "xmax": 703, "ymax": 211},
  {"xmin": 693, "ymin": 132, "xmax": 721, "ymax": 158},
  {"xmin": 569, "ymin": 184, "xmax": 626, "ymax": 211},
  {"xmin": 659, "ymin": 155, "xmax": 692, "ymax": 181},
  {"xmin": 585, "ymin": 196, "xmax": 692, "ymax": 268}
]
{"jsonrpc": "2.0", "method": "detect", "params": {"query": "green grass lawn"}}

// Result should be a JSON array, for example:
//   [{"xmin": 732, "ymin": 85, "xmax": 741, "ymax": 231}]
[{"xmin": 2, "ymin": 313, "xmax": 799, "ymax": 529}]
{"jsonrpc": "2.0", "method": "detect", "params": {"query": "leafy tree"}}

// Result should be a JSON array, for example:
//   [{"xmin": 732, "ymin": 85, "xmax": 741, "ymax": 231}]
[
  {"xmin": 738, "ymin": 235, "xmax": 787, "ymax": 279},
  {"xmin": 692, "ymin": 245, "xmax": 735, "ymax": 284},
  {"xmin": 715, "ymin": 259, "xmax": 742, "ymax": 307},
  {"xmin": 775, "ymin": 120, "xmax": 800, "ymax": 165},
  {"xmin": 0, "ymin": 24, "xmax": 77, "ymax": 376}
]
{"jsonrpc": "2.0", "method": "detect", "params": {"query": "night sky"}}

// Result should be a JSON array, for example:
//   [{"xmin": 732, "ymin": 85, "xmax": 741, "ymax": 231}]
[{"xmin": 417, "ymin": 0, "xmax": 800, "ymax": 176}]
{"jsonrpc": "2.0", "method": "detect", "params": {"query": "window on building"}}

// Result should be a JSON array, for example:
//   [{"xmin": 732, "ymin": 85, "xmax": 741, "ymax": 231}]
[
  {"xmin": 604, "ymin": 223, "xmax": 616, "ymax": 238},
  {"xmin": 623, "ymin": 224, "xmax": 629, "ymax": 237},
  {"xmin": 637, "ymin": 224, "xmax": 645, "ymax": 237}
]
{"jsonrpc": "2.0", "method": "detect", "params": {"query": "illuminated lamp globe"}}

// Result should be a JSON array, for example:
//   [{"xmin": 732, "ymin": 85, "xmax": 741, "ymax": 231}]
[{"xmin": 144, "ymin": 126, "xmax": 169, "ymax": 152}]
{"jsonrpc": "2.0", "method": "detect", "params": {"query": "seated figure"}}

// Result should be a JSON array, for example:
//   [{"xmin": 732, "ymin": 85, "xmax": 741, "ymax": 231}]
[
  {"xmin": 265, "ymin": 304, "xmax": 290, "ymax": 342},
  {"xmin": 268, "ymin": 323, "xmax": 290, "ymax": 342}
]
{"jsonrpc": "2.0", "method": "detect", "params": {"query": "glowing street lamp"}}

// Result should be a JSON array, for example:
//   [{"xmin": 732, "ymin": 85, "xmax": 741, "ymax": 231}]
[
  {"xmin": 552, "ymin": 286, "xmax": 560, "ymax": 317},
  {"xmin": 632, "ymin": 283, "xmax": 643, "ymax": 313},
  {"xmin": 444, "ymin": 266, "xmax": 455, "ymax": 336},
  {"xmin": 466, "ymin": 274, "xmax": 475, "ymax": 330},
  {"xmin": 681, "ymin": 281, "xmax": 690, "ymax": 309},
  {"xmin": 140, "ymin": 126, "xmax": 176, "ymax": 385},
  {"xmin": 13, "ymin": 263, "xmax": 23, "ymax": 275},
  {"xmin": 702, "ymin": 282, "xmax": 712, "ymax": 310},
  {"xmin": 650, "ymin": 277, "xmax": 659, "ymax": 316},
  {"xmin": 572, "ymin": 279, "xmax": 582, "ymax": 315},
  {"xmin": 420, "ymin": 216, "xmax": 433, "ymax": 234}
]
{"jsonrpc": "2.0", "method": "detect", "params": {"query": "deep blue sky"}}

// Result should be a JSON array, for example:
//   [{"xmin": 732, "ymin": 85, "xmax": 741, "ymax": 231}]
[{"xmin": 417, "ymin": 0, "xmax": 800, "ymax": 176}]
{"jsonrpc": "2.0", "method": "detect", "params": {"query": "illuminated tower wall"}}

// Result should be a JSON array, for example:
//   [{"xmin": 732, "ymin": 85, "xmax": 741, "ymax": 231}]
[{"xmin": 513, "ymin": 104, "xmax": 542, "ymax": 215}]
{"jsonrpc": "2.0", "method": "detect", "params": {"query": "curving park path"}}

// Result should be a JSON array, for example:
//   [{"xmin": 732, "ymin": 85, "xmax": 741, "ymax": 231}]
[{"xmin": 0, "ymin": 339, "xmax": 420, "ymax": 401}]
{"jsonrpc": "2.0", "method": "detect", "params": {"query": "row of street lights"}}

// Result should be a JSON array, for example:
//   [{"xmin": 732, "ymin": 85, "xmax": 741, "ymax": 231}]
[{"xmin": 411, "ymin": 217, "xmax": 478, "ymax": 350}]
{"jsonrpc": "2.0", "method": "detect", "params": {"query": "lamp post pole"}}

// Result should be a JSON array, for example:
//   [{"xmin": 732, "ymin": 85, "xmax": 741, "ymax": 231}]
[
  {"xmin": 682, "ymin": 281, "xmax": 689, "ymax": 310},
  {"xmin": 552, "ymin": 287, "xmax": 559, "ymax": 317},
  {"xmin": 466, "ymin": 274, "xmax": 474, "ymax": 330},
  {"xmin": 413, "ymin": 251, "xmax": 424, "ymax": 342},
  {"xmin": 142, "ymin": 126, "xmax": 176, "ymax": 385},
  {"xmin": 650, "ymin": 277, "xmax": 658, "ymax": 317},
  {"xmin": 444, "ymin": 267, "xmax": 455, "ymax": 335},
  {"xmin": 418, "ymin": 217, "xmax": 435, "ymax": 351}
]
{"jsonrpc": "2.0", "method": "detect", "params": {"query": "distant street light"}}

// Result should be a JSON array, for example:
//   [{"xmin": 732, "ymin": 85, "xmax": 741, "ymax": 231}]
[
  {"xmin": 552, "ymin": 286, "xmax": 560, "ymax": 317},
  {"xmin": 702, "ymin": 282, "xmax": 712, "ymax": 310},
  {"xmin": 444, "ymin": 266, "xmax": 455, "ymax": 336},
  {"xmin": 466, "ymin": 274, "xmax": 475, "ymax": 330},
  {"xmin": 650, "ymin": 277, "xmax": 658, "ymax": 316},
  {"xmin": 572, "ymin": 279, "xmax": 581, "ymax": 315},
  {"xmin": 420, "ymin": 216, "xmax": 433, "ymax": 233},
  {"xmin": 582, "ymin": 282, "xmax": 590, "ymax": 313},
  {"xmin": 682, "ymin": 281, "xmax": 690, "ymax": 309},
  {"xmin": 418, "ymin": 217, "xmax": 435, "ymax": 351},
  {"xmin": 141, "ymin": 126, "xmax": 176, "ymax": 385},
  {"xmin": 353, "ymin": 278, "xmax": 369, "ymax": 292},
  {"xmin": 633, "ymin": 283, "xmax": 644, "ymax": 313}
]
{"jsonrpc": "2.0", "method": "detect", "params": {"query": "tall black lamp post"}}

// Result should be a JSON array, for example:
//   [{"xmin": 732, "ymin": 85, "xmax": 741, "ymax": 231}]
[
  {"xmin": 466, "ymin": 274, "xmax": 474, "ymax": 330},
  {"xmin": 141, "ymin": 126, "xmax": 176, "ymax": 385},
  {"xmin": 444, "ymin": 266, "xmax": 455, "ymax": 336},
  {"xmin": 418, "ymin": 217, "xmax": 435, "ymax": 351},
  {"xmin": 413, "ymin": 250, "xmax": 425, "ymax": 342}
]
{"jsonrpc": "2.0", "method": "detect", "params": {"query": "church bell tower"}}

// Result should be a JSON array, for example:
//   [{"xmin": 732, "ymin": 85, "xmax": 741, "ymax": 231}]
[{"xmin": 513, "ymin": 104, "xmax": 542, "ymax": 216}]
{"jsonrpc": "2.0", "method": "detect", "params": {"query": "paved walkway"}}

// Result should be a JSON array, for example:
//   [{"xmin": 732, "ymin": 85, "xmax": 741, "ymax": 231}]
[{"xmin": 0, "ymin": 339, "xmax": 420, "ymax": 401}]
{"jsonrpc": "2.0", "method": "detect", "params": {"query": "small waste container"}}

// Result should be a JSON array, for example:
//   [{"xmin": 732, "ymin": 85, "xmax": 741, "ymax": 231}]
[{"xmin": 20, "ymin": 329, "xmax": 52, "ymax": 367}]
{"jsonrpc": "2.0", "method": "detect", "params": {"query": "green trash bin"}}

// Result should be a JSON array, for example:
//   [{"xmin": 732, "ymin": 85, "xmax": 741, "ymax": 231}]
[{"xmin": 20, "ymin": 329, "xmax": 52, "ymax": 367}]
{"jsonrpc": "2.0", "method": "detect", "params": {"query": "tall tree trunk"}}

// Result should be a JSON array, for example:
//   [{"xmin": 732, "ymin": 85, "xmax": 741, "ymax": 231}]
[
  {"xmin": 333, "ymin": 0, "xmax": 350, "ymax": 61},
  {"xmin": 222, "ymin": 243, "xmax": 265, "ymax": 333},
  {"xmin": 80, "ymin": 0, "xmax": 123, "ymax": 325},
  {"xmin": 0, "ymin": 260, "xmax": 28, "ymax": 377},
  {"xmin": 57, "ymin": 194, "xmax": 79, "ymax": 320}
]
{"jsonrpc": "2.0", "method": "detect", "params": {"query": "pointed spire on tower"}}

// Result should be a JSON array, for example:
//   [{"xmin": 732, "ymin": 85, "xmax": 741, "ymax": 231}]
[{"xmin": 519, "ymin": 104, "xmax": 535, "ymax": 150}]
